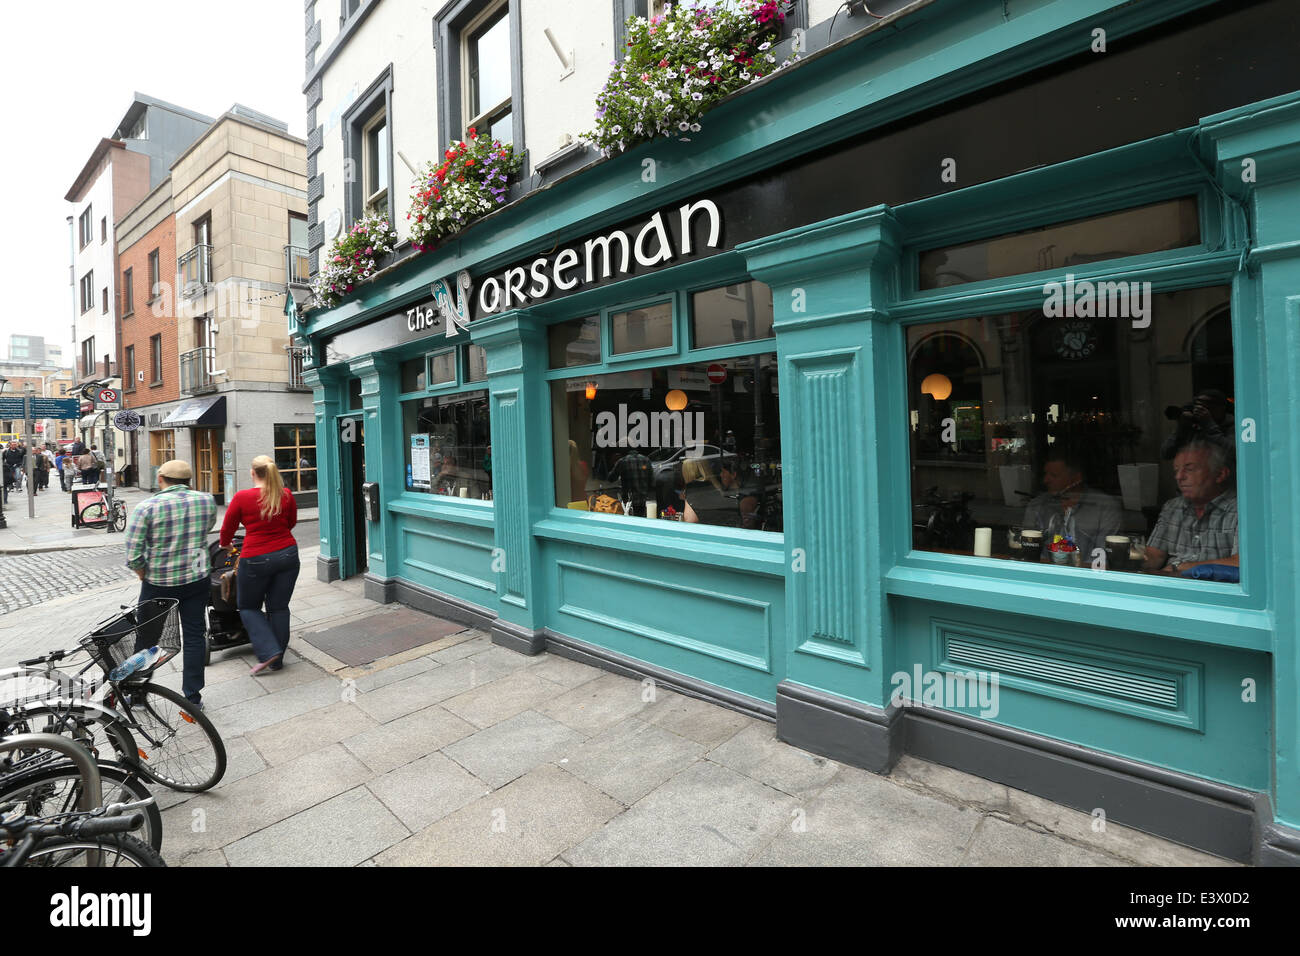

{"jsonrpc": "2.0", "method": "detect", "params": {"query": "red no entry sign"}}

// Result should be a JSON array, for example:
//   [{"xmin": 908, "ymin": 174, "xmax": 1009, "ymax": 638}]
[{"xmin": 707, "ymin": 363, "xmax": 727, "ymax": 384}]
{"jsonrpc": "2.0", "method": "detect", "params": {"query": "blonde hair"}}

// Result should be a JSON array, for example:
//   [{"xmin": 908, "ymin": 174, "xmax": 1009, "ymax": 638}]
[
  {"xmin": 681, "ymin": 457, "xmax": 722, "ymax": 490},
  {"xmin": 251, "ymin": 454, "xmax": 286, "ymax": 518}
]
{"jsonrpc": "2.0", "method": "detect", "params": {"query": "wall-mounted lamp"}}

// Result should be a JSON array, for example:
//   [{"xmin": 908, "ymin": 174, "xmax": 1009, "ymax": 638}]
[
  {"xmin": 920, "ymin": 373, "xmax": 953, "ymax": 401},
  {"xmin": 585, "ymin": 381, "xmax": 598, "ymax": 400}
]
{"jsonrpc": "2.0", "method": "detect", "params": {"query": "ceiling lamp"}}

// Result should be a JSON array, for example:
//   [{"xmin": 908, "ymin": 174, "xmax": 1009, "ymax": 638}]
[
  {"xmin": 921, "ymin": 373, "xmax": 953, "ymax": 401},
  {"xmin": 664, "ymin": 389, "xmax": 688, "ymax": 411}
]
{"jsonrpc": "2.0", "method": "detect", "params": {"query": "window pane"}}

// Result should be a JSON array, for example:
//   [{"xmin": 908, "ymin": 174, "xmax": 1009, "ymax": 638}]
[
  {"xmin": 429, "ymin": 351, "xmax": 456, "ymax": 386},
  {"xmin": 918, "ymin": 197, "xmax": 1201, "ymax": 290},
  {"xmin": 552, "ymin": 355, "xmax": 781, "ymax": 530},
  {"xmin": 905, "ymin": 286, "xmax": 1237, "ymax": 579},
  {"xmin": 611, "ymin": 301, "xmax": 673, "ymax": 354},
  {"xmin": 402, "ymin": 390, "xmax": 493, "ymax": 499},
  {"xmin": 401, "ymin": 357, "xmax": 426, "ymax": 392},
  {"xmin": 691, "ymin": 281, "xmax": 774, "ymax": 348},
  {"xmin": 348, "ymin": 378, "xmax": 363, "ymax": 410},
  {"xmin": 470, "ymin": 9, "xmax": 511, "ymax": 120},
  {"xmin": 548, "ymin": 316, "xmax": 600, "ymax": 368},
  {"xmin": 465, "ymin": 344, "xmax": 487, "ymax": 382},
  {"xmin": 488, "ymin": 108, "xmax": 512, "ymax": 147},
  {"xmin": 274, "ymin": 425, "xmax": 297, "ymax": 445}
]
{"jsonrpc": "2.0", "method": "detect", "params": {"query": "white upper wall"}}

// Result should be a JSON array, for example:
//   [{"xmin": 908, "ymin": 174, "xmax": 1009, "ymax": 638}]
[{"xmin": 70, "ymin": 164, "xmax": 119, "ymax": 372}]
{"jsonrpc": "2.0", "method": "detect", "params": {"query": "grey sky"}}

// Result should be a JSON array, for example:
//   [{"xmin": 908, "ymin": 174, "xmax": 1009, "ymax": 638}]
[{"xmin": 0, "ymin": 0, "xmax": 305, "ymax": 363}]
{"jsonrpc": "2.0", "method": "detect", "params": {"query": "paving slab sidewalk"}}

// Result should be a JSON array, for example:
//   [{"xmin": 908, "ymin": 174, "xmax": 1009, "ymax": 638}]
[{"xmin": 0, "ymin": 547, "xmax": 1237, "ymax": 867}]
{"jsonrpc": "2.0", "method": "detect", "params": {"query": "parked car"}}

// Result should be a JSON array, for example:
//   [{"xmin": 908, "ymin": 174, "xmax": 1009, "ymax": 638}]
[{"xmin": 649, "ymin": 444, "xmax": 736, "ymax": 481}]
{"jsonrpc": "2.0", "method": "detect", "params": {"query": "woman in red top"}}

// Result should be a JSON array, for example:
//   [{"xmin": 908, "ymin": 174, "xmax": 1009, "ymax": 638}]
[{"xmin": 221, "ymin": 455, "xmax": 299, "ymax": 675}]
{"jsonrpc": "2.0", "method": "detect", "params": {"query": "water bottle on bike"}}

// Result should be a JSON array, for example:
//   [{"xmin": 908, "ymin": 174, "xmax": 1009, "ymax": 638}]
[{"xmin": 108, "ymin": 645, "xmax": 165, "ymax": 683}]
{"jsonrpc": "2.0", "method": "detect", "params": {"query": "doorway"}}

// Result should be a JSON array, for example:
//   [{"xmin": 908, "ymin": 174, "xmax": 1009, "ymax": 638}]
[
  {"xmin": 193, "ymin": 428, "xmax": 223, "ymax": 502},
  {"xmin": 338, "ymin": 415, "xmax": 367, "ymax": 578}
]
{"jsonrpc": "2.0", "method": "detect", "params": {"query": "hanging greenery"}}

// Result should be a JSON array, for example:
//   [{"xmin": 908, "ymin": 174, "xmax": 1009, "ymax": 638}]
[
  {"xmin": 310, "ymin": 213, "xmax": 399, "ymax": 308},
  {"xmin": 407, "ymin": 130, "xmax": 523, "ymax": 252},
  {"xmin": 585, "ymin": 1, "xmax": 795, "ymax": 156}
]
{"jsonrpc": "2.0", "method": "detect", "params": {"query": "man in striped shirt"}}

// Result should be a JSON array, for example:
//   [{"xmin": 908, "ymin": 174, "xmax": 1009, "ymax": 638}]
[{"xmin": 124, "ymin": 459, "xmax": 217, "ymax": 707}]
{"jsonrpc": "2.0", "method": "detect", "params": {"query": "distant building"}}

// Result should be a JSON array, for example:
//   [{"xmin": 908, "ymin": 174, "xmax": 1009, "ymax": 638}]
[{"xmin": 65, "ymin": 94, "xmax": 213, "ymax": 473}]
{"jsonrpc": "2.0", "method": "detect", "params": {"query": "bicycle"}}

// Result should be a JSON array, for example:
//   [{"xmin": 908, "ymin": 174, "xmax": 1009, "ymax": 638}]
[
  {"xmin": 1, "ymin": 801, "xmax": 164, "ymax": 867},
  {"xmin": 3, "ymin": 598, "xmax": 226, "ymax": 792},
  {"xmin": 74, "ymin": 493, "xmax": 126, "ymax": 532}
]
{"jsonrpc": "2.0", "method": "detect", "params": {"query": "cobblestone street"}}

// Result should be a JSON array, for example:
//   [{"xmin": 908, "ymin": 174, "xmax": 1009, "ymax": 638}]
[{"xmin": 0, "ymin": 544, "xmax": 133, "ymax": 615}]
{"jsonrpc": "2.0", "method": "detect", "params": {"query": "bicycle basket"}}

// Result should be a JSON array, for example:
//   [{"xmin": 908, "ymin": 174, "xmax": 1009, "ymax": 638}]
[{"xmin": 78, "ymin": 598, "xmax": 182, "ymax": 678}]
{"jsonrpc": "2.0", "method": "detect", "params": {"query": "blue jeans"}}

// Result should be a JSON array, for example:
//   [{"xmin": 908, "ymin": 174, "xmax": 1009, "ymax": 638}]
[
  {"xmin": 236, "ymin": 545, "xmax": 300, "ymax": 663},
  {"xmin": 137, "ymin": 576, "xmax": 209, "ymax": 705}
]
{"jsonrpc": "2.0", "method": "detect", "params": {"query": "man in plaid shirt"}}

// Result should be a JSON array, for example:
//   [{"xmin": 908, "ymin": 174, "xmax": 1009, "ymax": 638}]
[
  {"xmin": 1143, "ymin": 439, "xmax": 1238, "ymax": 577},
  {"xmin": 124, "ymin": 459, "xmax": 217, "ymax": 707}
]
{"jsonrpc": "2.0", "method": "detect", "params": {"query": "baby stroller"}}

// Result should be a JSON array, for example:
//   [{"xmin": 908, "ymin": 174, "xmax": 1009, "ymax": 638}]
[{"xmin": 204, "ymin": 535, "xmax": 250, "ymax": 665}]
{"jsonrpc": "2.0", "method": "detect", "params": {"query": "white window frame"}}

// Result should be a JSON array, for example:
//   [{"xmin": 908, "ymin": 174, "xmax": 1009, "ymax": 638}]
[
  {"xmin": 361, "ymin": 109, "xmax": 389, "ymax": 216},
  {"xmin": 461, "ymin": 1, "xmax": 512, "ymax": 141}
]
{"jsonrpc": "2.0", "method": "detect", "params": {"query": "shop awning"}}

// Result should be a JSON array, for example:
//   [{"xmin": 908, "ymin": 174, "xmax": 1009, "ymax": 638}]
[
  {"xmin": 159, "ymin": 396, "xmax": 226, "ymax": 429},
  {"xmin": 78, "ymin": 414, "xmax": 101, "ymax": 430}
]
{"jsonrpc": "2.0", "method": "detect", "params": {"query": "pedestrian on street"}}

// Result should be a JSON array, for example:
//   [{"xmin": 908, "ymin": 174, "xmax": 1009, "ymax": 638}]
[
  {"xmin": 32, "ymin": 446, "xmax": 48, "ymax": 493},
  {"xmin": 54, "ymin": 449, "xmax": 67, "ymax": 491},
  {"xmin": 77, "ymin": 448, "xmax": 99, "ymax": 486},
  {"xmin": 123, "ymin": 459, "xmax": 217, "ymax": 708},
  {"xmin": 220, "ymin": 454, "xmax": 299, "ymax": 675}
]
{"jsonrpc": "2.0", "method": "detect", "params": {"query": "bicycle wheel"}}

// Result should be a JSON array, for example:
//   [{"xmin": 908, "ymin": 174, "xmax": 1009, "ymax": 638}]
[
  {"xmin": 20, "ymin": 833, "xmax": 166, "ymax": 868},
  {"xmin": 111, "ymin": 503, "xmax": 126, "ymax": 533},
  {"xmin": 108, "ymin": 682, "xmax": 226, "ymax": 792},
  {"xmin": 0, "ymin": 762, "xmax": 163, "ymax": 852}
]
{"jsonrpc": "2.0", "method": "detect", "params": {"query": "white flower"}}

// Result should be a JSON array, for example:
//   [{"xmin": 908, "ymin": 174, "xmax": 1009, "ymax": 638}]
[
  {"xmin": 666, "ymin": 70, "xmax": 677, "ymax": 79},
  {"xmin": 740, "ymin": 72, "xmax": 751, "ymax": 80},
  {"xmin": 691, "ymin": 92, "xmax": 702, "ymax": 101},
  {"xmin": 698, "ymin": 59, "xmax": 708, "ymax": 68},
  {"xmin": 678, "ymin": 121, "xmax": 690, "ymax": 131},
  {"xmin": 690, "ymin": 123, "xmax": 701, "ymax": 132},
  {"xmin": 758, "ymin": 41, "xmax": 771, "ymax": 51},
  {"xmin": 611, "ymin": 125, "xmax": 622, "ymax": 134}
]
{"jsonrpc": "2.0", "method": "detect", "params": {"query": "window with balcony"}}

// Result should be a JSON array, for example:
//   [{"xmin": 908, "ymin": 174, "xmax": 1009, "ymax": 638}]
[
  {"xmin": 343, "ymin": 66, "xmax": 393, "ymax": 225},
  {"xmin": 286, "ymin": 214, "xmax": 309, "ymax": 284},
  {"xmin": 79, "ymin": 271, "xmax": 94, "ymax": 314},
  {"xmin": 78, "ymin": 207, "xmax": 93, "ymax": 249},
  {"xmin": 435, "ymin": 0, "xmax": 523, "ymax": 156},
  {"xmin": 181, "ymin": 216, "xmax": 213, "ymax": 295}
]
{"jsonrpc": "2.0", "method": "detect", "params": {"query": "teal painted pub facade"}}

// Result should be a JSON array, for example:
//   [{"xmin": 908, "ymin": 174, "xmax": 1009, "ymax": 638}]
[{"xmin": 299, "ymin": 0, "xmax": 1300, "ymax": 863}]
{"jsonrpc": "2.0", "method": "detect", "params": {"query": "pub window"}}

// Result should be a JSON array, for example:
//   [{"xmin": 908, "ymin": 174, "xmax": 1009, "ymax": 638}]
[
  {"xmin": 435, "ymin": 0, "xmax": 523, "ymax": 159},
  {"xmin": 348, "ymin": 378, "xmax": 363, "ymax": 410},
  {"xmin": 552, "ymin": 351, "xmax": 781, "ymax": 531},
  {"xmin": 429, "ymin": 350, "xmax": 457, "ymax": 387},
  {"xmin": 918, "ymin": 197, "xmax": 1201, "ymax": 290},
  {"xmin": 464, "ymin": 343, "xmax": 487, "ymax": 383},
  {"xmin": 343, "ymin": 66, "xmax": 393, "ymax": 225},
  {"xmin": 275, "ymin": 424, "xmax": 317, "ymax": 495},
  {"xmin": 691, "ymin": 280, "xmax": 774, "ymax": 348},
  {"xmin": 906, "ymin": 284, "xmax": 1238, "ymax": 581},
  {"xmin": 548, "ymin": 315, "xmax": 600, "ymax": 369},
  {"xmin": 610, "ymin": 300, "xmax": 672, "ymax": 355},
  {"xmin": 402, "ymin": 390, "xmax": 493, "ymax": 499},
  {"xmin": 400, "ymin": 356, "xmax": 427, "ymax": 393}
]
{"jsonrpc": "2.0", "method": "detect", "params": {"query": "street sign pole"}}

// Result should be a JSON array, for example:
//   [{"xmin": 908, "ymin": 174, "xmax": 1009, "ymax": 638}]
[
  {"xmin": 104, "ymin": 411, "xmax": 115, "ymax": 525},
  {"xmin": 24, "ymin": 391, "xmax": 35, "ymax": 519}
]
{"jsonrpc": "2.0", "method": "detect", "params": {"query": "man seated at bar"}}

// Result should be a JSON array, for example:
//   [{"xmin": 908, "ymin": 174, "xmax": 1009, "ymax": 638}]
[
  {"xmin": 1021, "ymin": 452, "xmax": 1121, "ymax": 562},
  {"xmin": 1143, "ymin": 439, "xmax": 1238, "ymax": 575}
]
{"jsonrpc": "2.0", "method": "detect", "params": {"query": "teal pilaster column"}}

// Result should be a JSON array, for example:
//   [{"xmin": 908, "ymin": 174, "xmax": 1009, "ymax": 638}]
[
  {"xmin": 349, "ymin": 353, "xmax": 399, "ymax": 590},
  {"xmin": 739, "ymin": 206, "xmax": 903, "ymax": 720},
  {"xmin": 471, "ymin": 308, "xmax": 551, "ymax": 653},
  {"xmin": 304, "ymin": 364, "xmax": 346, "ymax": 583},
  {"xmin": 1202, "ymin": 91, "xmax": 1300, "ymax": 859}
]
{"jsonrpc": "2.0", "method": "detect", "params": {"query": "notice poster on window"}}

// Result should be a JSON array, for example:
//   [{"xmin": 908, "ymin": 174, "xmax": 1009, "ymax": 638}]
[
  {"xmin": 669, "ymin": 368, "xmax": 711, "ymax": 391},
  {"xmin": 410, "ymin": 433, "xmax": 431, "ymax": 489}
]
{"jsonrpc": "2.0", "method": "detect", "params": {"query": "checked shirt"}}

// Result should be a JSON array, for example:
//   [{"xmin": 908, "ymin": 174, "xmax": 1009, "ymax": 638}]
[
  {"xmin": 124, "ymin": 484, "xmax": 218, "ymax": 586},
  {"xmin": 1147, "ymin": 490, "xmax": 1238, "ymax": 566}
]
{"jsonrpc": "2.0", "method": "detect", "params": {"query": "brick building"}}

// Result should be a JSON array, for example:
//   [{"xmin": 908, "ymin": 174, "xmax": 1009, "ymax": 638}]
[{"xmin": 116, "ymin": 177, "xmax": 179, "ymax": 486}]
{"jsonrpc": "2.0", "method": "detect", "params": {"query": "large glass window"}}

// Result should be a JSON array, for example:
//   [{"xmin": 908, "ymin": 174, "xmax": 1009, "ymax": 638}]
[
  {"xmin": 275, "ymin": 425, "xmax": 317, "ymax": 494},
  {"xmin": 918, "ymin": 197, "xmax": 1201, "ymax": 290},
  {"xmin": 548, "ymin": 316, "xmax": 600, "ymax": 369},
  {"xmin": 906, "ymin": 285, "xmax": 1237, "ymax": 579},
  {"xmin": 552, "ymin": 354, "xmax": 781, "ymax": 531},
  {"xmin": 403, "ymin": 391, "xmax": 492, "ymax": 499}
]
